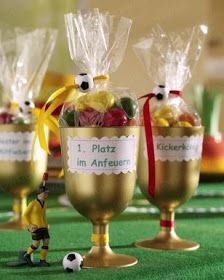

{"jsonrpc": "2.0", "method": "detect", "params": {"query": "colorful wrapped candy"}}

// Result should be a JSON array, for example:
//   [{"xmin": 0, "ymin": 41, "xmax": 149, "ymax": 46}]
[
  {"xmin": 61, "ymin": 93, "xmax": 138, "ymax": 127},
  {"xmin": 134, "ymin": 25, "xmax": 208, "ymax": 127},
  {"xmin": 0, "ymin": 111, "xmax": 14, "ymax": 124},
  {"xmin": 0, "ymin": 28, "xmax": 57, "ymax": 124},
  {"xmin": 80, "ymin": 108, "xmax": 104, "ymax": 127},
  {"xmin": 151, "ymin": 103, "xmax": 201, "ymax": 128},
  {"xmin": 58, "ymin": 9, "xmax": 139, "ymax": 128},
  {"xmin": 103, "ymin": 107, "xmax": 128, "ymax": 127}
]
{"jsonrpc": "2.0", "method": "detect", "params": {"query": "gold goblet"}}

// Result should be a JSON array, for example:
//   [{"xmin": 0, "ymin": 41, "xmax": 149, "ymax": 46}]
[
  {"xmin": 0, "ymin": 123, "xmax": 48, "ymax": 230},
  {"xmin": 136, "ymin": 126, "xmax": 203, "ymax": 250},
  {"xmin": 60, "ymin": 126, "xmax": 140, "ymax": 268}
]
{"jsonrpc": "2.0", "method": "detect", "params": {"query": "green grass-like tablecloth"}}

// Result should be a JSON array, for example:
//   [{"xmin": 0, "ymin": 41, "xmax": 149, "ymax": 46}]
[{"xmin": 0, "ymin": 183, "xmax": 223, "ymax": 280}]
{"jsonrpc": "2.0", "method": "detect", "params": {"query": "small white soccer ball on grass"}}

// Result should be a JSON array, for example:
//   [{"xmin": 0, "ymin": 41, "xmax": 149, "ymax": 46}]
[{"xmin": 63, "ymin": 252, "xmax": 83, "ymax": 272}]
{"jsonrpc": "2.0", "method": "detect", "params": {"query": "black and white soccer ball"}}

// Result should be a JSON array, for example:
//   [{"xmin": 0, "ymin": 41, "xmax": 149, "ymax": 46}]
[
  {"xmin": 76, "ymin": 73, "xmax": 94, "ymax": 92},
  {"xmin": 63, "ymin": 252, "xmax": 83, "ymax": 273},
  {"xmin": 153, "ymin": 85, "xmax": 168, "ymax": 100},
  {"xmin": 19, "ymin": 100, "xmax": 35, "ymax": 115}
]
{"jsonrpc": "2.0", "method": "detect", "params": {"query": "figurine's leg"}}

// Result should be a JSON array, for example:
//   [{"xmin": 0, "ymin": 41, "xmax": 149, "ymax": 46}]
[
  {"xmin": 39, "ymin": 238, "xmax": 50, "ymax": 267},
  {"xmin": 27, "ymin": 240, "xmax": 40, "ymax": 254},
  {"xmin": 24, "ymin": 240, "xmax": 40, "ymax": 266}
]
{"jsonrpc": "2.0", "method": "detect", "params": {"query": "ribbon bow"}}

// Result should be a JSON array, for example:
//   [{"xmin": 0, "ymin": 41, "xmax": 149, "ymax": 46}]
[
  {"xmin": 139, "ymin": 90, "xmax": 183, "ymax": 197},
  {"xmin": 32, "ymin": 74, "xmax": 109, "ymax": 156}
]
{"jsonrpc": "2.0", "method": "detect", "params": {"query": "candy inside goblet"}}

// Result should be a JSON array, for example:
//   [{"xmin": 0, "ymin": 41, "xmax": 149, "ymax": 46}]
[
  {"xmin": 60, "ymin": 126, "xmax": 140, "ymax": 268},
  {"xmin": 0, "ymin": 124, "xmax": 48, "ymax": 230},
  {"xmin": 135, "ymin": 126, "xmax": 203, "ymax": 250}
]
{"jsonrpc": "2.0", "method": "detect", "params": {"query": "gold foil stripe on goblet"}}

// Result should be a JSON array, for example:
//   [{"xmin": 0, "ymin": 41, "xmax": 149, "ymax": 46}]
[
  {"xmin": 136, "ymin": 126, "xmax": 203, "ymax": 250},
  {"xmin": 91, "ymin": 234, "xmax": 109, "ymax": 245},
  {"xmin": 60, "ymin": 126, "xmax": 140, "ymax": 268},
  {"xmin": 0, "ymin": 123, "xmax": 48, "ymax": 230}
]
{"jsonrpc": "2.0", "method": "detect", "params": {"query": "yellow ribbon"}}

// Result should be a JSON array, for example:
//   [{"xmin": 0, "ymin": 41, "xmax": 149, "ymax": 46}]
[
  {"xmin": 7, "ymin": 101, "xmax": 59, "ymax": 160},
  {"xmin": 93, "ymin": 74, "xmax": 109, "ymax": 83},
  {"xmin": 10, "ymin": 102, "xmax": 19, "ymax": 110},
  {"xmin": 34, "ymin": 74, "xmax": 109, "ymax": 155},
  {"xmin": 6, "ymin": 102, "xmax": 59, "ymax": 156},
  {"xmin": 30, "ymin": 107, "xmax": 59, "ymax": 160}
]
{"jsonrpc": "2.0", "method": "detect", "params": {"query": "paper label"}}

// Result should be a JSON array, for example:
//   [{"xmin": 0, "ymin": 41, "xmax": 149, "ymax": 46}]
[
  {"xmin": 144, "ymin": 135, "xmax": 203, "ymax": 161},
  {"xmin": 0, "ymin": 131, "xmax": 45, "ymax": 161},
  {"xmin": 67, "ymin": 135, "xmax": 137, "ymax": 174}
]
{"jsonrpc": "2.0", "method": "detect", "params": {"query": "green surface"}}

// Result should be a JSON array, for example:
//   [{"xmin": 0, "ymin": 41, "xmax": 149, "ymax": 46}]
[{"xmin": 0, "ymin": 182, "xmax": 224, "ymax": 280}]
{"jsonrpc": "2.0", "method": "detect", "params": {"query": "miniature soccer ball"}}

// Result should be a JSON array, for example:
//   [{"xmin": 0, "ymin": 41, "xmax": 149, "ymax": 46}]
[
  {"xmin": 63, "ymin": 252, "xmax": 83, "ymax": 272},
  {"xmin": 76, "ymin": 73, "xmax": 94, "ymax": 92},
  {"xmin": 153, "ymin": 85, "xmax": 168, "ymax": 100},
  {"xmin": 19, "ymin": 100, "xmax": 35, "ymax": 115}
]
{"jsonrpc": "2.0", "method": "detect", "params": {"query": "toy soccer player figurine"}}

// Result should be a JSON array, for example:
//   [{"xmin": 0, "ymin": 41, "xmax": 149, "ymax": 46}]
[{"xmin": 23, "ymin": 172, "xmax": 50, "ymax": 267}]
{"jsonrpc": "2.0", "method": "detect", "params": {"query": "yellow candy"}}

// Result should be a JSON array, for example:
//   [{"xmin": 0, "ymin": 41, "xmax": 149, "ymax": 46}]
[
  {"xmin": 75, "ymin": 95, "xmax": 88, "ymax": 111},
  {"xmin": 153, "ymin": 117, "xmax": 170, "ymax": 127},
  {"xmin": 153, "ymin": 106, "xmax": 171, "ymax": 118},
  {"xmin": 152, "ymin": 105, "xmax": 181, "ymax": 126},
  {"xmin": 87, "ymin": 91, "xmax": 115, "ymax": 113},
  {"xmin": 75, "ymin": 91, "xmax": 115, "ymax": 112},
  {"xmin": 176, "ymin": 121, "xmax": 192, "ymax": 128}
]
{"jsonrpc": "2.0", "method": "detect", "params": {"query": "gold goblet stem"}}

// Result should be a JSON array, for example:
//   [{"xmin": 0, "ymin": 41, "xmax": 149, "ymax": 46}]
[
  {"xmin": 157, "ymin": 211, "xmax": 178, "ymax": 244},
  {"xmin": 92, "ymin": 224, "xmax": 109, "ymax": 247},
  {"xmin": 136, "ymin": 209, "xmax": 200, "ymax": 250},
  {"xmin": 12, "ymin": 197, "xmax": 27, "ymax": 221},
  {"xmin": 88, "ymin": 223, "xmax": 111, "ymax": 258},
  {"xmin": 83, "ymin": 223, "xmax": 137, "ymax": 268},
  {"xmin": 0, "ymin": 196, "xmax": 27, "ymax": 230}
]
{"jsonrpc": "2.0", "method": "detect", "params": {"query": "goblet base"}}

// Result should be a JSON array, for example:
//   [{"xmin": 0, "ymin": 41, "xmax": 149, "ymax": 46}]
[
  {"xmin": 83, "ymin": 246, "xmax": 138, "ymax": 268},
  {"xmin": 0, "ymin": 218, "xmax": 25, "ymax": 231},
  {"xmin": 135, "ymin": 233, "xmax": 200, "ymax": 251}
]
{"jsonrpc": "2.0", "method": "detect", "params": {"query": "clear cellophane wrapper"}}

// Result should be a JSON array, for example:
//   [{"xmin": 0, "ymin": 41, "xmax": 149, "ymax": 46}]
[
  {"xmin": 0, "ymin": 28, "xmax": 57, "ymax": 124},
  {"xmin": 133, "ymin": 25, "xmax": 208, "ymax": 128},
  {"xmin": 60, "ymin": 9, "xmax": 139, "ymax": 127}
]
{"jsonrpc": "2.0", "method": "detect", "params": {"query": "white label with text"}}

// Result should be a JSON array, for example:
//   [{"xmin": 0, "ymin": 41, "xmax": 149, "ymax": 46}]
[
  {"xmin": 67, "ymin": 136, "xmax": 137, "ymax": 174},
  {"xmin": 0, "ymin": 131, "xmax": 45, "ymax": 161},
  {"xmin": 144, "ymin": 135, "xmax": 203, "ymax": 161}
]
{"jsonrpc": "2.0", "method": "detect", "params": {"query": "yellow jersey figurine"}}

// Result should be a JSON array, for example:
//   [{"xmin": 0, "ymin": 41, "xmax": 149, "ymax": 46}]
[{"xmin": 23, "ymin": 172, "xmax": 50, "ymax": 267}]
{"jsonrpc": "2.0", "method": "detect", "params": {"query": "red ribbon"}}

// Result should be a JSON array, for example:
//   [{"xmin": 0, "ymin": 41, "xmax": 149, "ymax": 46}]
[
  {"xmin": 169, "ymin": 90, "xmax": 183, "ymax": 97},
  {"xmin": 160, "ymin": 219, "xmax": 175, "ymax": 228},
  {"xmin": 139, "ymin": 93, "xmax": 155, "ymax": 197},
  {"xmin": 139, "ymin": 90, "xmax": 183, "ymax": 198}
]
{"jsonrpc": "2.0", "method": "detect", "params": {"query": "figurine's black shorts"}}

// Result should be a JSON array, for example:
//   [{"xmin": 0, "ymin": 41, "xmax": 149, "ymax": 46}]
[{"xmin": 32, "ymin": 228, "xmax": 50, "ymax": 240}]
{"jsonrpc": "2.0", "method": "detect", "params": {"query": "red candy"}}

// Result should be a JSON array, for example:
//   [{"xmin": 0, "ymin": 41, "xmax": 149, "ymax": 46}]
[
  {"xmin": 0, "ymin": 112, "xmax": 14, "ymax": 124},
  {"xmin": 127, "ymin": 118, "xmax": 137, "ymax": 126},
  {"xmin": 79, "ymin": 108, "xmax": 104, "ymax": 127},
  {"xmin": 178, "ymin": 112, "xmax": 199, "ymax": 126},
  {"xmin": 103, "ymin": 107, "xmax": 128, "ymax": 127}
]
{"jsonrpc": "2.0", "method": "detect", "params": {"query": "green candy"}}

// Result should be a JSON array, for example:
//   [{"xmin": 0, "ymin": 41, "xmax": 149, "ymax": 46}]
[
  {"xmin": 116, "ymin": 97, "xmax": 138, "ymax": 119},
  {"xmin": 60, "ymin": 109, "xmax": 80, "ymax": 127},
  {"xmin": 13, "ymin": 117, "xmax": 25, "ymax": 125}
]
